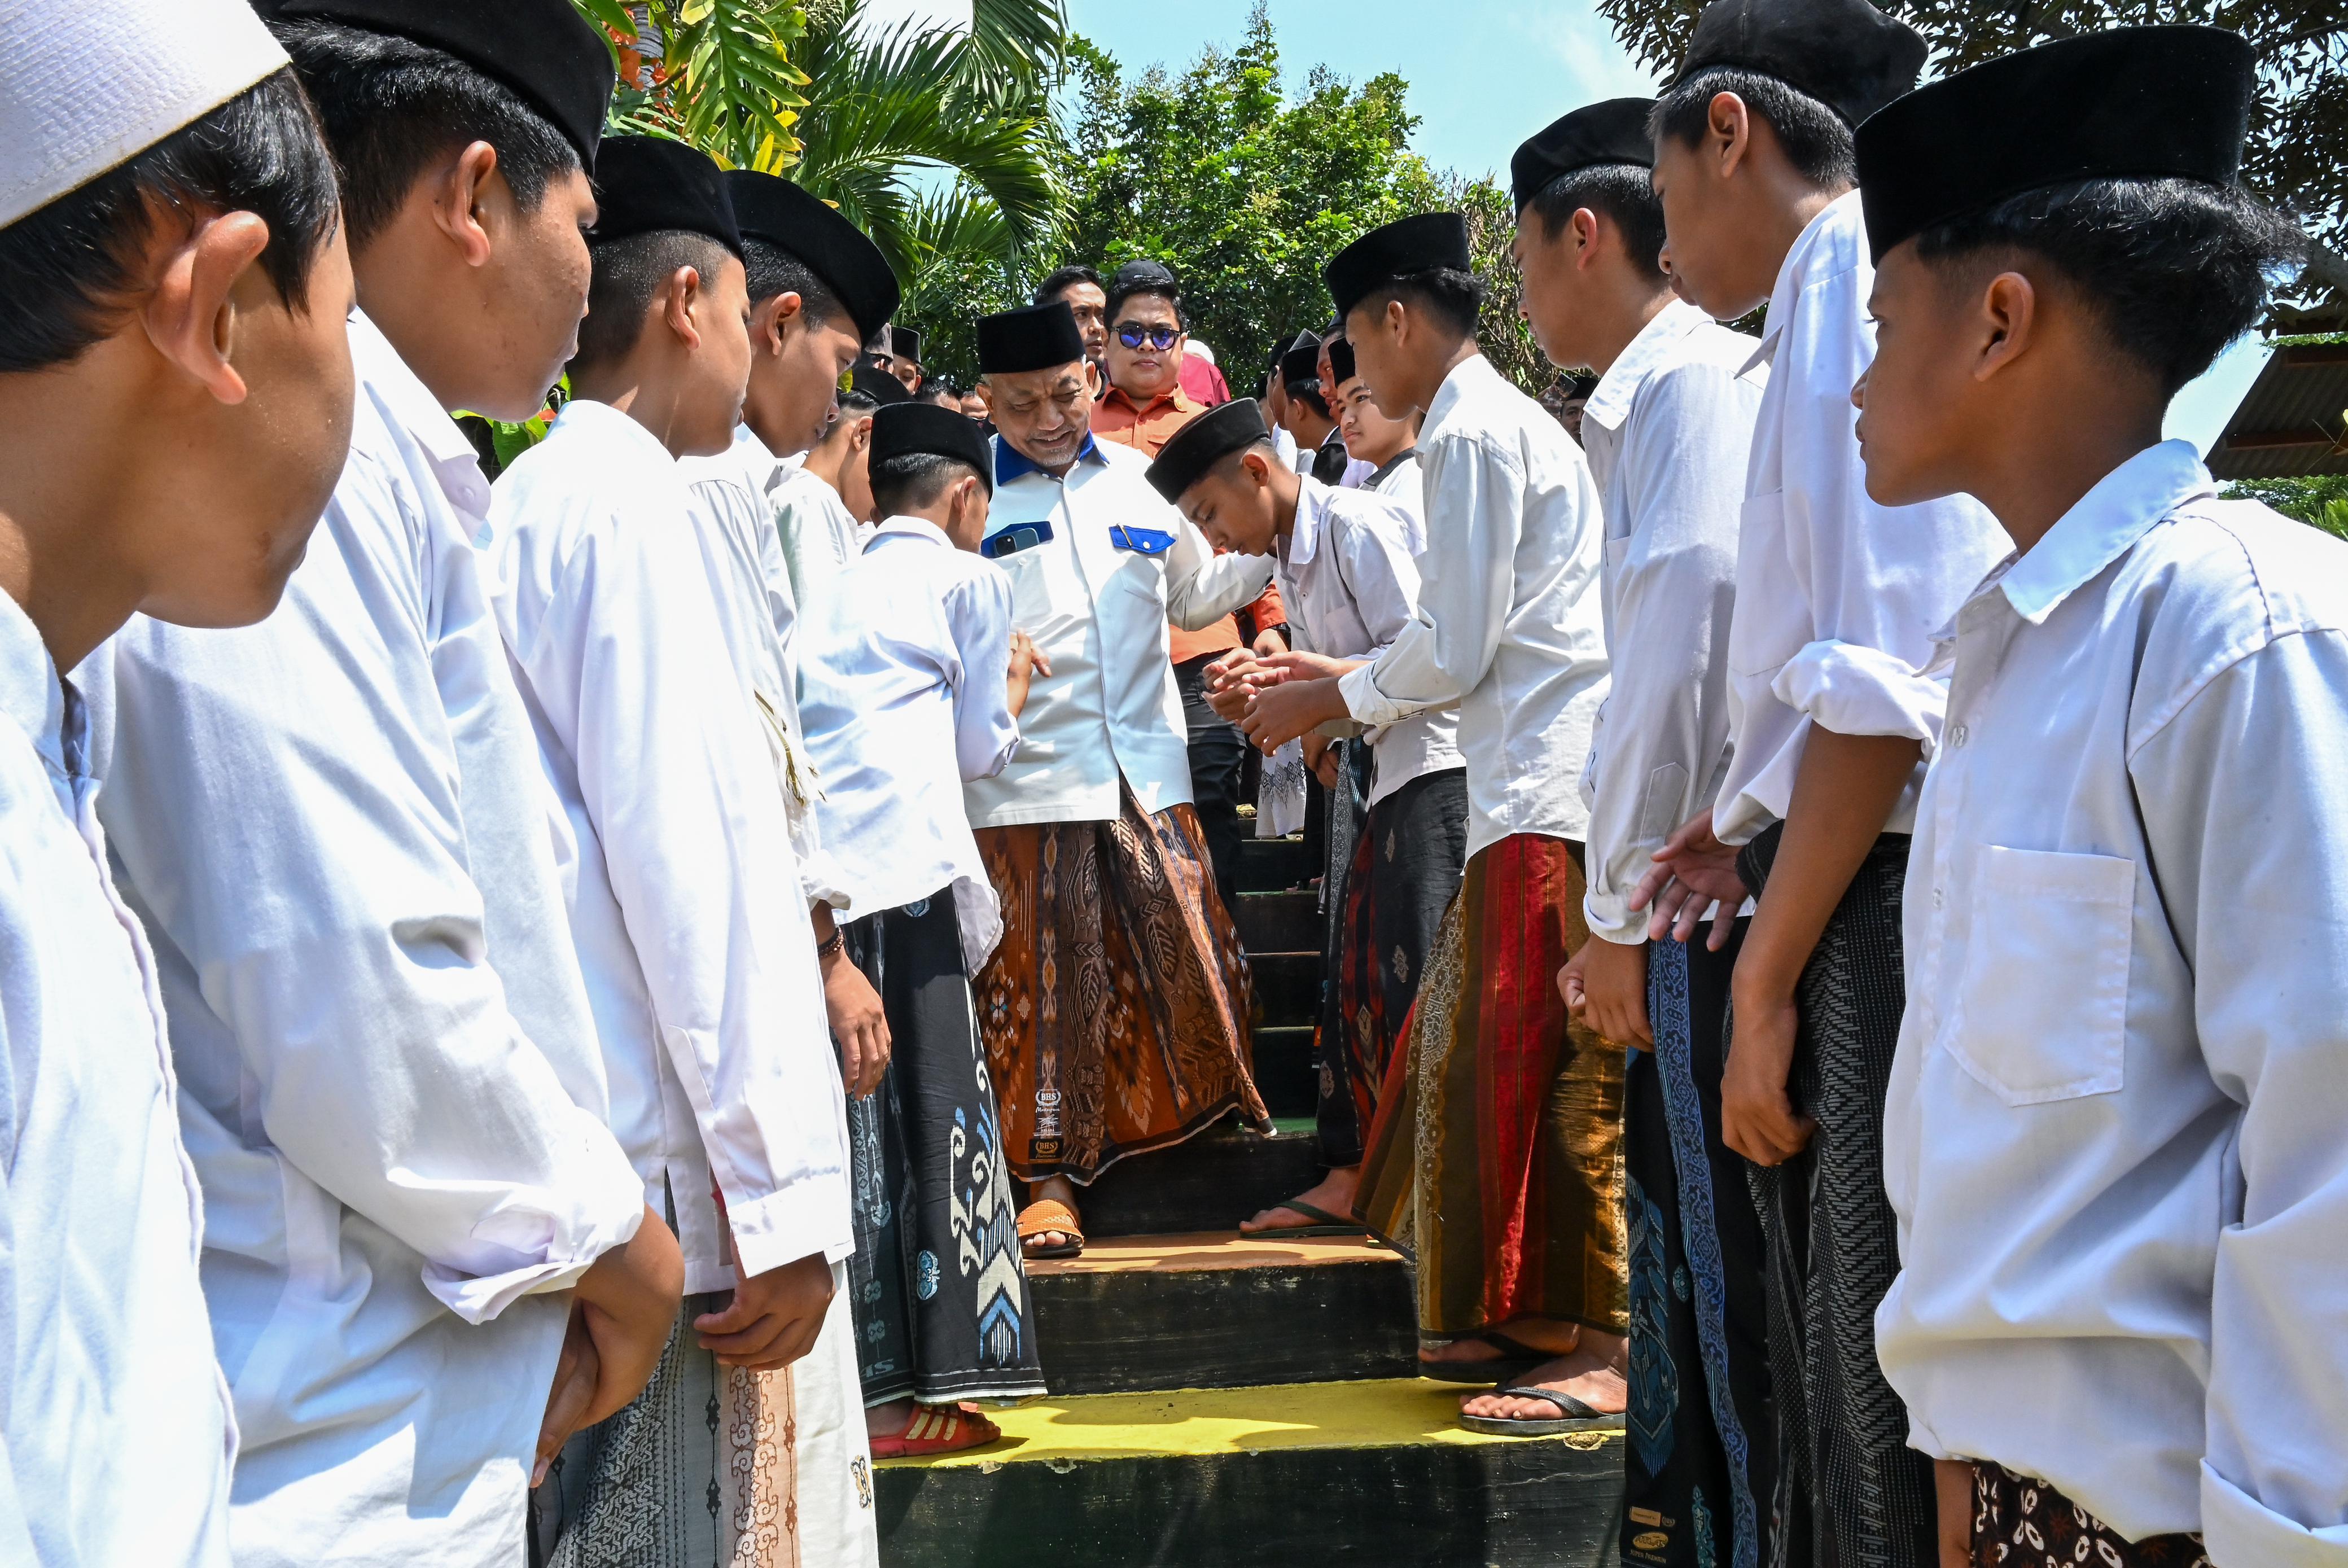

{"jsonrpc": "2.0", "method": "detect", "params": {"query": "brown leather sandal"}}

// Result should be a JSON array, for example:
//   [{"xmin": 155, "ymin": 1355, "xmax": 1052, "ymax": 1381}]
[{"xmin": 1017, "ymin": 1198, "xmax": 1085, "ymax": 1259}]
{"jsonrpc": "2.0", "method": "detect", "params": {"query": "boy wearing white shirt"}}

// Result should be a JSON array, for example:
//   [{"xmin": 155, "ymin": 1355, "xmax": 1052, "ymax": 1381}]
[
  {"xmin": 0, "ymin": 9, "xmax": 351, "ymax": 1558},
  {"xmin": 1635, "ymin": 2, "xmax": 2008, "ymax": 1560},
  {"xmin": 1850, "ymin": 29, "xmax": 2331, "ymax": 1567},
  {"xmin": 490, "ymin": 138, "xmax": 867, "ymax": 1566},
  {"xmin": 1514, "ymin": 97, "xmax": 1773, "ymax": 1566},
  {"xmin": 800, "ymin": 403, "xmax": 1049, "ymax": 1457},
  {"xmin": 1149, "ymin": 400, "xmax": 1467, "ymax": 1241},
  {"xmin": 1241, "ymin": 213, "xmax": 1620, "ymax": 1434},
  {"xmin": 1328, "ymin": 335, "xmax": 1424, "ymax": 502},
  {"xmin": 100, "ymin": 8, "xmax": 687, "ymax": 1563},
  {"xmin": 965, "ymin": 300, "xmax": 1277, "ymax": 1260}
]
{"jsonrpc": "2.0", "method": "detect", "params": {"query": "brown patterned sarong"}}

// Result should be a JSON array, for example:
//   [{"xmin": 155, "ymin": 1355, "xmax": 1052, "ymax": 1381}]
[
  {"xmin": 1972, "ymin": 1464, "xmax": 2207, "ymax": 1568},
  {"xmin": 1354, "ymin": 833, "xmax": 1627, "ymax": 1338},
  {"xmin": 973, "ymin": 784, "xmax": 1267, "ymax": 1185}
]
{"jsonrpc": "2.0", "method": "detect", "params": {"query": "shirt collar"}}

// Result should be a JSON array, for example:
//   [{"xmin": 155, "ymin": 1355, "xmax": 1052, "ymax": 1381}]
[
  {"xmin": 0, "ymin": 590, "xmax": 67, "ymax": 778},
  {"xmin": 347, "ymin": 309, "xmax": 493, "ymax": 516},
  {"xmin": 1101, "ymin": 380, "xmax": 1195, "ymax": 419},
  {"xmin": 1741, "ymin": 189, "xmax": 1866, "ymax": 379},
  {"xmin": 1585, "ymin": 299, "xmax": 1710, "ymax": 436},
  {"xmin": 1424, "ymin": 352, "xmax": 1503, "ymax": 444},
  {"xmin": 871, "ymin": 514, "xmax": 953, "ymax": 551},
  {"xmin": 1994, "ymin": 439, "xmax": 2215, "ymax": 624},
  {"xmin": 547, "ymin": 396, "xmax": 676, "ymax": 468},
  {"xmin": 993, "ymin": 429, "xmax": 1103, "ymax": 485},
  {"xmin": 1285, "ymin": 475, "xmax": 1334, "ymax": 568}
]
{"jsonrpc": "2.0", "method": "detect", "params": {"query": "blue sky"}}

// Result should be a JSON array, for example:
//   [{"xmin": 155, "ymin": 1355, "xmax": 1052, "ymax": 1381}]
[{"xmin": 1061, "ymin": 0, "xmax": 2264, "ymax": 452}]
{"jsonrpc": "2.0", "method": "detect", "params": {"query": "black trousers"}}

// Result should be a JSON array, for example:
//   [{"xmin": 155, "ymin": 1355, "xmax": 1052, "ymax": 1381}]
[{"xmin": 1174, "ymin": 652, "xmax": 1247, "ymax": 914}]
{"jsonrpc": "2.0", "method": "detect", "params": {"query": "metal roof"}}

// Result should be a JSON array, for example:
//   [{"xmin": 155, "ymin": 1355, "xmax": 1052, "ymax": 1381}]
[{"xmin": 2209, "ymin": 341, "xmax": 2348, "ymax": 480}]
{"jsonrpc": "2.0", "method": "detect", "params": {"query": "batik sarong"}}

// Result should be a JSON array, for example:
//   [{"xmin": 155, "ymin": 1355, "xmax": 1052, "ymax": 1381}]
[
  {"xmin": 1970, "ymin": 1466, "xmax": 2207, "ymax": 1568},
  {"xmin": 1353, "ymin": 834, "xmax": 1627, "ymax": 1338},
  {"xmin": 1623, "ymin": 926, "xmax": 1777, "ymax": 1568},
  {"xmin": 531, "ymin": 1273, "xmax": 877, "ymax": 1567},
  {"xmin": 1734, "ymin": 823, "xmax": 1934, "ymax": 1568},
  {"xmin": 972, "ymin": 782, "xmax": 1266, "ymax": 1185},
  {"xmin": 1317, "ymin": 763, "xmax": 1470, "ymax": 1168},
  {"xmin": 843, "ymin": 891, "xmax": 1045, "ymax": 1407}
]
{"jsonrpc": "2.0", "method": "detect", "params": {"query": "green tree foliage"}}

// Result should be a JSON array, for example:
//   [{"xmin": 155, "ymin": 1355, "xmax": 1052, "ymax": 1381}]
[
  {"xmin": 1592, "ymin": 0, "xmax": 2347, "ymax": 322},
  {"xmin": 2224, "ymin": 474, "xmax": 2348, "ymax": 538}
]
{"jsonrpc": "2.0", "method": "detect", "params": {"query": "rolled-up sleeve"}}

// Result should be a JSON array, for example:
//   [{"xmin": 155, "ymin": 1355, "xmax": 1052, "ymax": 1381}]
[
  {"xmin": 1341, "ymin": 433, "xmax": 1514, "ymax": 728},
  {"xmin": 103, "ymin": 468, "xmax": 647, "ymax": 1324},
  {"xmin": 1164, "ymin": 511, "xmax": 1276, "ymax": 630},
  {"xmin": 512, "ymin": 514, "xmax": 853, "ymax": 1276},
  {"xmin": 2132, "ymin": 630, "xmax": 2348, "ymax": 1567}
]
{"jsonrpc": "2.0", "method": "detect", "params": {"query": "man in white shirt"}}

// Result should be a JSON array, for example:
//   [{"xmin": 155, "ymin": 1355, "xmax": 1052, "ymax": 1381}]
[
  {"xmin": 1850, "ymin": 30, "xmax": 2336, "ymax": 1567},
  {"xmin": 1634, "ymin": 3, "xmax": 2008, "ymax": 1561},
  {"xmin": 102, "ymin": 9, "xmax": 687, "ymax": 1564},
  {"xmin": 1241, "ymin": 213, "xmax": 1619, "ymax": 1433},
  {"xmin": 1327, "ymin": 335, "xmax": 1423, "ymax": 501},
  {"xmin": 800, "ymin": 403, "xmax": 1049, "ymax": 1457},
  {"xmin": 0, "ymin": 9, "xmax": 351, "ymax": 1558},
  {"xmin": 490, "ymin": 138, "xmax": 863, "ymax": 1566},
  {"xmin": 965, "ymin": 300, "xmax": 1277, "ymax": 1259},
  {"xmin": 1148, "ymin": 400, "xmax": 1468, "ymax": 1242},
  {"xmin": 1513, "ymin": 96, "xmax": 1774, "ymax": 1566}
]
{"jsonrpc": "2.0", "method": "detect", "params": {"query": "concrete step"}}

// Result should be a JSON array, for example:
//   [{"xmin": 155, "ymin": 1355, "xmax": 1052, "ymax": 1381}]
[
  {"xmin": 1236, "ymin": 833, "xmax": 1315, "ymax": 894},
  {"xmin": 1029, "ymin": 1232, "xmax": 1414, "ymax": 1395},
  {"xmin": 875, "ymin": 1378, "xmax": 1625, "ymax": 1567},
  {"xmin": 1251, "ymin": 1023, "xmax": 1317, "ymax": 1119},
  {"xmin": 1250, "ymin": 949, "xmax": 1322, "ymax": 1028},
  {"xmin": 1231, "ymin": 887, "xmax": 1320, "ymax": 955},
  {"xmin": 1074, "ymin": 1121, "xmax": 1324, "ymax": 1238}
]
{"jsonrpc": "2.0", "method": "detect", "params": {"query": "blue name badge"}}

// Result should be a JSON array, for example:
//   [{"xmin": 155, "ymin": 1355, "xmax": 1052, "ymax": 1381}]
[
  {"xmin": 1108, "ymin": 524, "xmax": 1175, "ymax": 555},
  {"xmin": 983, "ymin": 519, "xmax": 1055, "ymax": 559}
]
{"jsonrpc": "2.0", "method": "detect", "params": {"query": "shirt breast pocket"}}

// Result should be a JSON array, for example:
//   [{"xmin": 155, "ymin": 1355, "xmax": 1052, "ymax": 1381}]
[{"xmin": 1946, "ymin": 844, "xmax": 2132, "ymax": 1106}]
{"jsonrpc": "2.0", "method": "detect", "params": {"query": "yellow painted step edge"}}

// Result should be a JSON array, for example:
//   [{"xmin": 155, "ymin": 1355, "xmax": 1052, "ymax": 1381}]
[{"xmin": 877, "ymin": 1379, "xmax": 1622, "ymax": 1470}]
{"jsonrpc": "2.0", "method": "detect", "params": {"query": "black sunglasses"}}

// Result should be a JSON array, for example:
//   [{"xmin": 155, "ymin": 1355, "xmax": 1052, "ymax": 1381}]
[{"xmin": 1115, "ymin": 323, "xmax": 1181, "ymax": 351}]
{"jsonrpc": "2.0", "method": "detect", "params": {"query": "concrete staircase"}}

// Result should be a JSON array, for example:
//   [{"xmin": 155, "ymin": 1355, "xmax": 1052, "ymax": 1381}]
[{"xmin": 874, "ymin": 834, "xmax": 1626, "ymax": 1567}]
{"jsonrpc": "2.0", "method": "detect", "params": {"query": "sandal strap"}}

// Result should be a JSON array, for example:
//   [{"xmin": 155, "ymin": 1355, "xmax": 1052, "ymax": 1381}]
[
  {"xmin": 1489, "ymin": 1384, "xmax": 1602, "ymax": 1417},
  {"xmin": 1016, "ymin": 1199, "xmax": 1082, "ymax": 1241}
]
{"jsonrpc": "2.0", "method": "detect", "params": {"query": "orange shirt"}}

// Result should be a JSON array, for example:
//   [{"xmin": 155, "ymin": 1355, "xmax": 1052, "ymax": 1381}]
[{"xmin": 1094, "ymin": 380, "xmax": 1287, "ymax": 662}]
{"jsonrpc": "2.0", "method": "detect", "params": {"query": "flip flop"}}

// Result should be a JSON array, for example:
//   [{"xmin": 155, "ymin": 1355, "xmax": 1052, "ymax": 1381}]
[
  {"xmin": 868, "ymin": 1403, "xmax": 1003, "ymax": 1460},
  {"xmin": 1017, "ymin": 1198, "xmax": 1084, "ymax": 1259},
  {"xmin": 1239, "ymin": 1198, "xmax": 1367, "ymax": 1239},
  {"xmin": 1415, "ymin": 1331, "xmax": 1554, "ymax": 1386},
  {"xmin": 1457, "ymin": 1383, "xmax": 1625, "ymax": 1437}
]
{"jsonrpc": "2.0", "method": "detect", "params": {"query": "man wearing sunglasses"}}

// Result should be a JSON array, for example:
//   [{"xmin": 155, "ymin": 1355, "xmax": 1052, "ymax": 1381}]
[{"xmin": 1092, "ymin": 261, "xmax": 1289, "ymax": 910}]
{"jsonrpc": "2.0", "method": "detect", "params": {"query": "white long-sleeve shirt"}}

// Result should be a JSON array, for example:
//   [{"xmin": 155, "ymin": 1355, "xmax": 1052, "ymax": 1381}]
[
  {"xmin": 965, "ymin": 435, "xmax": 1273, "ymax": 828},
  {"xmin": 1272, "ymin": 475, "xmax": 1461, "ymax": 805},
  {"xmin": 1710, "ymin": 190, "xmax": 2006, "ymax": 846},
  {"xmin": 1877, "ymin": 442, "xmax": 2348, "ymax": 1563},
  {"xmin": 800, "ymin": 517, "xmax": 1019, "ymax": 971},
  {"xmin": 490, "ymin": 400, "xmax": 852, "ymax": 1293},
  {"xmin": 100, "ymin": 318, "xmax": 646, "ymax": 1566},
  {"xmin": 1578, "ymin": 301, "xmax": 1764, "ymax": 941},
  {"xmin": 1, "ymin": 599, "xmax": 233, "ymax": 1565},
  {"xmin": 1338, "ymin": 353, "xmax": 1609, "ymax": 859},
  {"xmin": 770, "ymin": 460, "xmax": 865, "ymax": 690}
]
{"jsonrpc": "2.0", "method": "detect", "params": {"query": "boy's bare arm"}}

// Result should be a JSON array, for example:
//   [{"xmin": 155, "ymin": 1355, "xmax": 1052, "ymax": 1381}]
[{"xmin": 1723, "ymin": 727, "xmax": 1920, "ymax": 1166}]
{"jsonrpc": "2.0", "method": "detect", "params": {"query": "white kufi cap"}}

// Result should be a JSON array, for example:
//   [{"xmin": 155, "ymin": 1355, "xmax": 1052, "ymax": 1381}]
[{"xmin": 0, "ymin": 0, "xmax": 291, "ymax": 230}]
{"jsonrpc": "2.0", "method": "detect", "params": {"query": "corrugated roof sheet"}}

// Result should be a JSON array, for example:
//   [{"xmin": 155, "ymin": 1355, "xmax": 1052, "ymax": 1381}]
[{"xmin": 2210, "ymin": 342, "xmax": 2348, "ymax": 480}]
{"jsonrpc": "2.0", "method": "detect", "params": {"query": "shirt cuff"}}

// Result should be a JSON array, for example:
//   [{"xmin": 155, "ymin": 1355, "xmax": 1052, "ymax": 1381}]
[
  {"xmin": 1769, "ymin": 640, "xmax": 1947, "ymax": 752},
  {"xmin": 1339, "ymin": 662, "xmax": 1417, "ymax": 729},
  {"xmin": 2201, "ymin": 1461, "xmax": 2348, "ymax": 1568},
  {"xmin": 1582, "ymin": 888, "xmax": 1647, "ymax": 944},
  {"xmin": 420, "ymin": 1112, "xmax": 648, "ymax": 1326},
  {"xmin": 725, "ymin": 1170, "xmax": 857, "ymax": 1278}
]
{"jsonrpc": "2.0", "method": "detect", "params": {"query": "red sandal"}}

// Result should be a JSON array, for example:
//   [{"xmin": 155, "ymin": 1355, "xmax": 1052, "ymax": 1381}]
[{"xmin": 868, "ymin": 1402, "xmax": 1002, "ymax": 1460}]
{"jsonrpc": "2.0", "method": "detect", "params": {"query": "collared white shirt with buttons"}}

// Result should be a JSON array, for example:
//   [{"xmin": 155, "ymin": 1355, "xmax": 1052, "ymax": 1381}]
[
  {"xmin": 1338, "ymin": 353, "xmax": 1610, "ymax": 859},
  {"xmin": 490, "ymin": 400, "xmax": 852, "ymax": 1294},
  {"xmin": 1273, "ymin": 474, "xmax": 1461, "ymax": 805},
  {"xmin": 1878, "ymin": 441, "xmax": 2348, "ymax": 1563},
  {"xmin": 770, "ymin": 459, "xmax": 866, "ymax": 689},
  {"xmin": 1710, "ymin": 190, "xmax": 2007, "ymax": 847},
  {"xmin": 964, "ymin": 435, "xmax": 1273, "ymax": 828},
  {"xmin": 1577, "ymin": 300, "xmax": 1765, "ymax": 941},
  {"xmin": 1, "ymin": 599, "xmax": 233, "ymax": 1565},
  {"xmin": 100, "ymin": 314, "xmax": 645, "ymax": 1567},
  {"xmin": 800, "ymin": 517, "xmax": 1020, "ymax": 971}
]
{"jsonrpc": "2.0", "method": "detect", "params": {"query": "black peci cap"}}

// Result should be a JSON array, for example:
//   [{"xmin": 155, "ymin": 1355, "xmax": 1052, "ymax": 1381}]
[
  {"xmin": 260, "ymin": 0, "xmax": 617, "ymax": 167},
  {"xmin": 1855, "ymin": 25, "xmax": 2255, "ymax": 264},
  {"xmin": 977, "ymin": 301, "xmax": 1088, "ymax": 375},
  {"xmin": 869, "ymin": 401, "xmax": 993, "ymax": 493},
  {"xmin": 1324, "ymin": 212, "xmax": 1473, "ymax": 321},
  {"xmin": 1671, "ymin": 0, "xmax": 1926, "ymax": 129},
  {"xmin": 890, "ymin": 325, "xmax": 922, "ymax": 362},
  {"xmin": 724, "ymin": 171, "xmax": 900, "ymax": 344},
  {"xmin": 1146, "ymin": 398, "xmax": 1274, "ymax": 504},
  {"xmin": 589, "ymin": 136, "xmax": 740, "ymax": 253},
  {"xmin": 849, "ymin": 357, "xmax": 910, "ymax": 404},
  {"xmin": 1280, "ymin": 343, "xmax": 1322, "ymax": 388},
  {"xmin": 1511, "ymin": 98, "xmax": 1657, "ymax": 213},
  {"xmin": 1326, "ymin": 336, "xmax": 1357, "ymax": 386}
]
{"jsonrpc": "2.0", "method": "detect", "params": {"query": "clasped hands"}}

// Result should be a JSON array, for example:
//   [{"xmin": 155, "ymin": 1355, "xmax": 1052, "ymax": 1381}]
[{"xmin": 1202, "ymin": 648, "xmax": 1359, "ymax": 776}]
